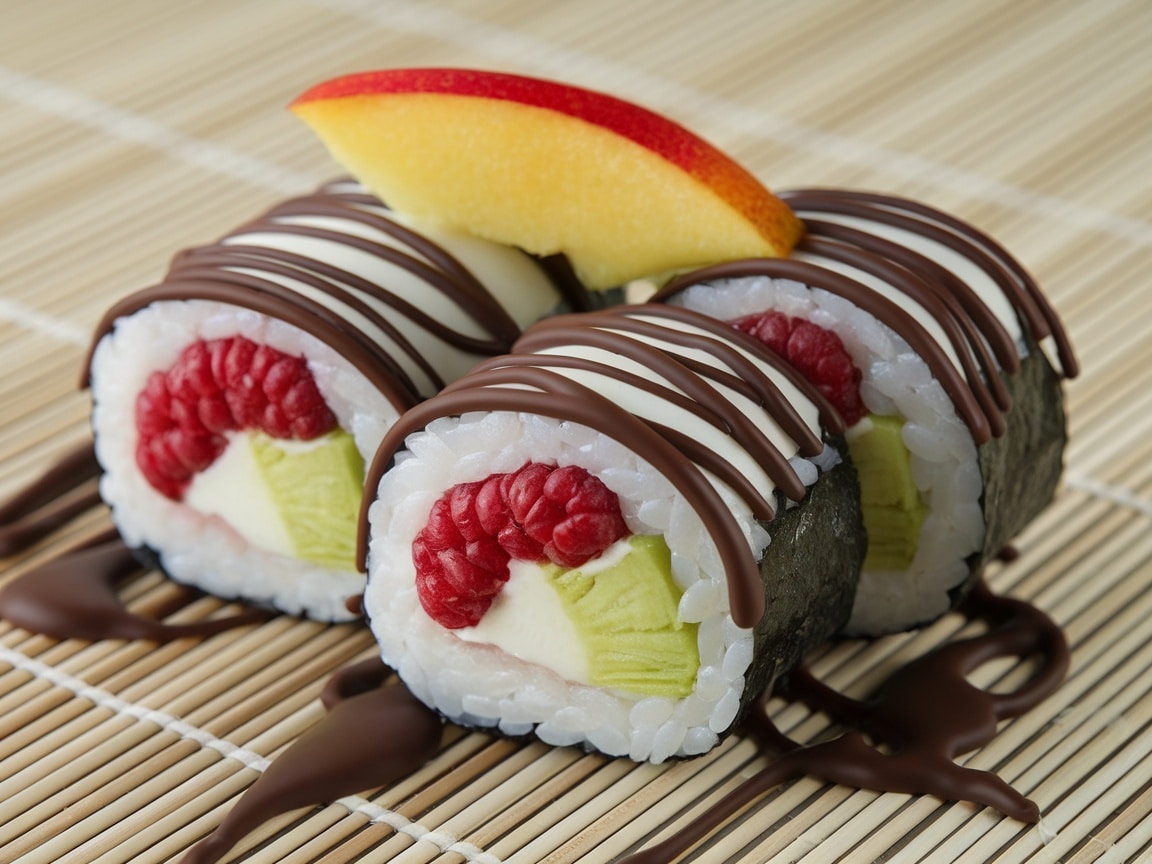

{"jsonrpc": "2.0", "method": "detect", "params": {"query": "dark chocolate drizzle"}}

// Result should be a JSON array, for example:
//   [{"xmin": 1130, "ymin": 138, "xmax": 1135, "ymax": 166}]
[
  {"xmin": 81, "ymin": 179, "xmax": 583, "ymax": 406},
  {"xmin": 0, "ymin": 441, "xmax": 101, "ymax": 557},
  {"xmin": 617, "ymin": 578, "xmax": 1069, "ymax": 863},
  {"xmin": 0, "ymin": 528, "xmax": 270, "ymax": 641},
  {"xmin": 171, "ymin": 580, "xmax": 1066, "ymax": 864},
  {"xmin": 655, "ymin": 188, "xmax": 1079, "ymax": 445},
  {"xmin": 360, "ymin": 305, "xmax": 837, "ymax": 628},
  {"xmin": 180, "ymin": 658, "xmax": 442, "ymax": 864},
  {"xmin": 0, "ymin": 442, "xmax": 269, "ymax": 641},
  {"xmin": 781, "ymin": 189, "xmax": 1077, "ymax": 379},
  {"xmin": 521, "ymin": 305, "xmax": 843, "ymax": 443},
  {"xmin": 801, "ymin": 232, "xmax": 1014, "ymax": 434}
]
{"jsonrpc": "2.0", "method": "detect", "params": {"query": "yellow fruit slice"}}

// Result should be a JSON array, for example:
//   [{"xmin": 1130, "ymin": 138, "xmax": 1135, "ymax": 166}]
[{"xmin": 291, "ymin": 68, "xmax": 802, "ymax": 290}]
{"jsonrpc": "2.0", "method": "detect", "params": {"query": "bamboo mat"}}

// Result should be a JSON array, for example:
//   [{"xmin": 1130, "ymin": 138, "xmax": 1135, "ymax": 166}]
[{"xmin": 1, "ymin": 0, "xmax": 1151, "ymax": 861}]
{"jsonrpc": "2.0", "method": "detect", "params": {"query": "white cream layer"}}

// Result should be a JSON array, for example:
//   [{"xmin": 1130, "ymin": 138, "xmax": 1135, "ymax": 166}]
[{"xmin": 225, "ymin": 195, "xmax": 562, "ymax": 397}]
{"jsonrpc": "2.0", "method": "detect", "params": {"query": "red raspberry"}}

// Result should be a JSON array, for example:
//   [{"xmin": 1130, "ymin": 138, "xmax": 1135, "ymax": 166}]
[
  {"xmin": 135, "ymin": 336, "xmax": 337, "ymax": 500},
  {"xmin": 412, "ymin": 463, "xmax": 629, "ymax": 628},
  {"xmin": 732, "ymin": 311, "xmax": 865, "ymax": 425}
]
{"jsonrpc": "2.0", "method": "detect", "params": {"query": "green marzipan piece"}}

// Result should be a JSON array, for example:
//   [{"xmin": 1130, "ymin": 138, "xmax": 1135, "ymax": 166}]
[
  {"xmin": 849, "ymin": 414, "xmax": 928, "ymax": 571},
  {"xmin": 548, "ymin": 534, "xmax": 700, "ymax": 698},
  {"xmin": 250, "ymin": 430, "xmax": 365, "ymax": 571}
]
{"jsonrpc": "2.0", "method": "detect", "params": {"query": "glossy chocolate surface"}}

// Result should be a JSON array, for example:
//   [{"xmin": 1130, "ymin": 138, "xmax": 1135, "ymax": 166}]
[
  {"xmin": 180, "ymin": 659, "xmax": 442, "ymax": 864},
  {"xmin": 656, "ymin": 188, "xmax": 1079, "ymax": 445},
  {"xmin": 619, "ymin": 578, "xmax": 1068, "ymax": 862},
  {"xmin": 360, "ymin": 305, "xmax": 837, "ymax": 629},
  {"xmin": 0, "ymin": 526, "xmax": 270, "ymax": 641},
  {"xmin": 170, "ymin": 578, "xmax": 1065, "ymax": 864}
]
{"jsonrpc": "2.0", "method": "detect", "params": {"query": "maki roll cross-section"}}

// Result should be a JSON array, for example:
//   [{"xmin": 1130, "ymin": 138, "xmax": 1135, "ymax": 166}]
[
  {"xmin": 656, "ymin": 188, "xmax": 1077, "ymax": 634},
  {"xmin": 359, "ymin": 304, "xmax": 863, "ymax": 763},
  {"xmin": 82, "ymin": 179, "xmax": 580, "ymax": 621}
]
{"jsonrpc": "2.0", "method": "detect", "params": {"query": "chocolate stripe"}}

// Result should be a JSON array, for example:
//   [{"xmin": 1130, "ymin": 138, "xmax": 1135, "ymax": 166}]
[
  {"xmin": 512, "ymin": 321, "xmax": 808, "ymax": 503},
  {"xmin": 171, "ymin": 247, "xmax": 450, "ymax": 394},
  {"xmin": 657, "ymin": 258, "xmax": 995, "ymax": 443},
  {"xmin": 471, "ymin": 352, "xmax": 780, "ymax": 517},
  {"xmin": 360, "ymin": 363, "xmax": 771, "ymax": 629},
  {"xmin": 798, "ymin": 233, "xmax": 1011, "ymax": 437},
  {"xmin": 86, "ymin": 275, "xmax": 420, "ymax": 412},
  {"xmin": 781, "ymin": 188, "xmax": 1077, "ymax": 378},
  {"xmin": 83, "ymin": 179, "xmax": 578, "ymax": 409}
]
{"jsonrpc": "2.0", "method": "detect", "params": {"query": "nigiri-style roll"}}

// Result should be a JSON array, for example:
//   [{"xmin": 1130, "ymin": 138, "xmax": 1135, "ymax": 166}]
[
  {"xmin": 85, "ymin": 179, "xmax": 582, "ymax": 621},
  {"xmin": 654, "ymin": 189, "xmax": 1077, "ymax": 635},
  {"xmin": 360, "ymin": 305, "xmax": 863, "ymax": 762}
]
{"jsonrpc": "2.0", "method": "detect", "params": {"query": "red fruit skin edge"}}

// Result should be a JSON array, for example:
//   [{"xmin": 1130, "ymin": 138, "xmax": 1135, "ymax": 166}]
[
  {"xmin": 287, "ymin": 67, "xmax": 803, "ymax": 244},
  {"xmin": 290, "ymin": 68, "xmax": 716, "ymax": 175}
]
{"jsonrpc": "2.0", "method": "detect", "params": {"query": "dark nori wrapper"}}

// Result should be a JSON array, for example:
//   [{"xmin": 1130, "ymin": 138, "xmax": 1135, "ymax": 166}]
[
  {"xmin": 740, "ymin": 438, "xmax": 865, "ymax": 719},
  {"xmin": 949, "ymin": 342, "xmax": 1067, "ymax": 609},
  {"xmin": 393, "ymin": 438, "xmax": 864, "ymax": 757}
]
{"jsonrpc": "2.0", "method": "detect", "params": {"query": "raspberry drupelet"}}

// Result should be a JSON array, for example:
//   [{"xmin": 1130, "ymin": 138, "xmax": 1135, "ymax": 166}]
[
  {"xmin": 413, "ymin": 463, "xmax": 630, "ymax": 628},
  {"xmin": 135, "ymin": 336, "xmax": 337, "ymax": 499}
]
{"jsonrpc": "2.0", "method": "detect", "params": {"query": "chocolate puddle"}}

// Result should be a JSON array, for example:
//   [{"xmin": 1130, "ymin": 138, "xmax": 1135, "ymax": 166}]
[
  {"xmin": 0, "ymin": 531, "xmax": 270, "ymax": 641},
  {"xmin": 178, "ymin": 580, "xmax": 1066, "ymax": 864},
  {"xmin": 0, "ymin": 441, "xmax": 101, "ymax": 556},
  {"xmin": 181, "ymin": 657, "xmax": 442, "ymax": 864},
  {"xmin": 617, "ymin": 579, "xmax": 1068, "ymax": 863},
  {"xmin": 3, "ymin": 445, "xmax": 1068, "ymax": 861},
  {"xmin": 0, "ymin": 442, "xmax": 271, "ymax": 641}
]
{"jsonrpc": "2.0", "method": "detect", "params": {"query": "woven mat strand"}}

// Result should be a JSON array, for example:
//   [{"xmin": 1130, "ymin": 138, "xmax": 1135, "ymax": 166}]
[{"xmin": 1, "ymin": 1, "xmax": 1151, "ymax": 862}]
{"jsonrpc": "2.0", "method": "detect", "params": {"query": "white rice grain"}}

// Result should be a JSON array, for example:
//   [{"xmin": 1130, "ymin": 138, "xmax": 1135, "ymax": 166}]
[
  {"xmin": 670, "ymin": 278, "xmax": 988, "ymax": 634},
  {"xmin": 363, "ymin": 411, "xmax": 820, "ymax": 762},
  {"xmin": 90, "ymin": 299, "xmax": 395, "ymax": 621}
]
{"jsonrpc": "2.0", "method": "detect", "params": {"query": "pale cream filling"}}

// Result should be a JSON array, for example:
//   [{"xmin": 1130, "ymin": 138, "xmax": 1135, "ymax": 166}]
[
  {"xmin": 524, "ymin": 314, "xmax": 825, "ymax": 512},
  {"xmin": 182, "ymin": 431, "xmax": 329, "ymax": 559},
  {"xmin": 797, "ymin": 210, "xmax": 1025, "ymax": 369},
  {"xmin": 619, "ymin": 312, "xmax": 824, "ymax": 435},
  {"xmin": 455, "ymin": 560, "xmax": 585, "ymax": 683},
  {"xmin": 527, "ymin": 352, "xmax": 780, "ymax": 505}
]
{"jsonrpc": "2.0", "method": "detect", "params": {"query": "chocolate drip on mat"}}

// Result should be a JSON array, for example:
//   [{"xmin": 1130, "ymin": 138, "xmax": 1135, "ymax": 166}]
[
  {"xmin": 181, "ymin": 658, "xmax": 442, "ymax": 864},
  {"xmin": 0, "ymin": 441, "xmax": 251, "ymax": 641},
  {"xmin": 617, "ymin": 579, "xmax": 1068, "ymax": 863},
  {"xmin": 0, "ymin": 441, "xmax": 101, "ymax": 556},
  {"xmin": 168, "ymin": 581, "xmax": 1066, "ymax": 864},
  {"xmin": 0, "ymin": 528, "xmax": 269, "ymax": 641}
]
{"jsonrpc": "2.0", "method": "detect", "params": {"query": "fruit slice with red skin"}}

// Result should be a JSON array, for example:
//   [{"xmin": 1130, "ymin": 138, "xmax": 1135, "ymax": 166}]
[
  {"xmin": 290, "ymin": 68, "xmax": 802, "ymax": 290},
  {"xmin": 136, "ymin": 336, "xmax": 337, "ymax": 500},
  {"xmin": 731, "ymin": 311, "xmax": 866, "ymax": 426},
  {"xmin": 412, "ymin": 462, "xmax": 630, "ymax": 629}
]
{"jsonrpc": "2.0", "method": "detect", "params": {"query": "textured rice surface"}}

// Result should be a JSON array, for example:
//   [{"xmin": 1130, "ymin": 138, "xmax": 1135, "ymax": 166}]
[
  {"xmin": 364, "ymin": 411, "xmax": 836, "ymax": 763},
  {"xmin": 90, "ymin": 299, "xmax": 396, "ymax": 621},
  {"xmin": 671, "ymin": 278, "xmax": 985, "ymax": 634}
]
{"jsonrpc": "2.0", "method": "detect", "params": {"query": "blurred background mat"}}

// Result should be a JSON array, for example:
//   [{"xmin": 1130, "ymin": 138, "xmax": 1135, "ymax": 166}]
[{"xmin": 1, "ymin": 1, "xmax": 1151, "ymax": 862}]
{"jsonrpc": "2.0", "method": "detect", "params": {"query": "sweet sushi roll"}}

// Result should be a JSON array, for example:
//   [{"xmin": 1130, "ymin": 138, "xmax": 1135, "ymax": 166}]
[
  {"xmin": 85, "ymin": 179, "xmax": 579, "ymax": 621},
  {"xmin": 360, "ymin": 304, "xmax": 864, "ymax": 762},
  {"xmin": 653, "ymin": 189, "xmax": 1077, "ymax": 635}
]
